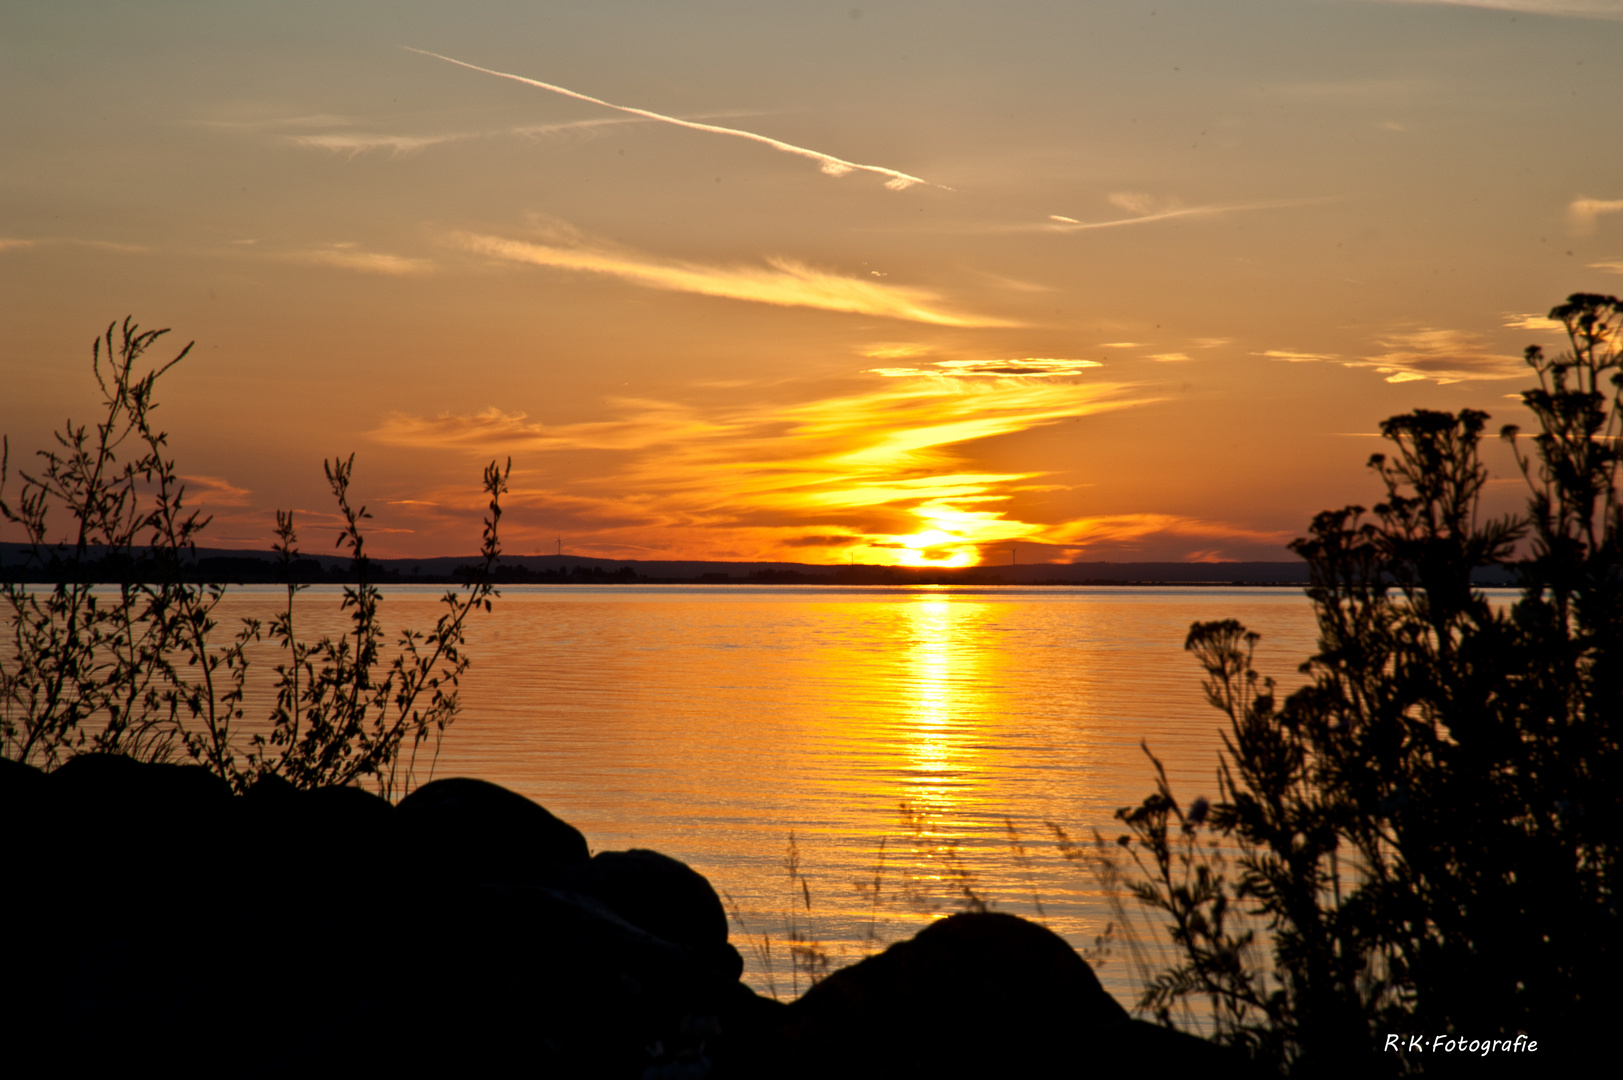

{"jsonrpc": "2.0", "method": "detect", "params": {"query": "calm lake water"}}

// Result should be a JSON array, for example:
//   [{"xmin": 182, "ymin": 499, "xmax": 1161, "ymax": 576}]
[{"xmin": 215, "ymin": 583, "xmax": 1323, "ymax": 1006}]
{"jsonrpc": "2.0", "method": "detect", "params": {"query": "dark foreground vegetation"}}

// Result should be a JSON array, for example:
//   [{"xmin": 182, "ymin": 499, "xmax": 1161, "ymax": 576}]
[
  {"xmin": 0, "ymin": 755, "xmax": 1247, "ymax": 1079},
  {"xmin": 1110, "ymin": 294, "xmax": 1621, "ymax": 1076},
  {"xmin": 1, "ymin": 320, "xmax": 508, "ymax": 795}
]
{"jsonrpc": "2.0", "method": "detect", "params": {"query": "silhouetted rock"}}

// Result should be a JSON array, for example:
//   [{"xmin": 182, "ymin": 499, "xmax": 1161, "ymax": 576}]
[
  {"xmin": 747, "ymin": 911, "xmax": 1127, "ymax": 1077},
  {"xmin": 392, "ymin": 775, "xmax": 590, "ymax": 887},
  {"xmin": 561, "ymin": 848, "xmax": 744, "ymax": 980},
  {"xmin": 1, "ymin": 758, "xmax": 1250, "ymax": 1078},
  {"xmin": 261, "ymin": 882, "xmax": 735, "ymax": 1079},
  {"xmin": 731, "ymin": 911, "xmax": 1255, "ymax": 1079}
]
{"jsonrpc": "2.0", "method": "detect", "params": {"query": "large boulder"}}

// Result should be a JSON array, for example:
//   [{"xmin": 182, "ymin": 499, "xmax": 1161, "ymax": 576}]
[
  {"xmin": 560, "ymin": 848, "xmax": 743, "ymax": 980},
  {"xmin": 391, "ymin": 776, "xmax": 590, "ymax": 887},
  {"xmin": 256, "ymin": 883, "xmax": 739, "ymax": 1079},
  {"xmin": 731, "ymin": 911, "xmax": 1252, "ymax": 1079}
]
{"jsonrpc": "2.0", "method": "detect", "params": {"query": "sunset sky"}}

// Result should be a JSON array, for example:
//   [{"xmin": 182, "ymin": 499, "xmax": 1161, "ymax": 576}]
[{"xmin": 4, "ymin": 0, "xmax": 1621, "ymax": 566}]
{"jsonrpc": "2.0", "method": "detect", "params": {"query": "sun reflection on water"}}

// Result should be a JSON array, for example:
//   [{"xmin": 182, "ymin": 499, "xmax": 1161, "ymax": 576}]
[{"xmin": 898, "ymin": 595, "xmax": 988, "ymax": 817}]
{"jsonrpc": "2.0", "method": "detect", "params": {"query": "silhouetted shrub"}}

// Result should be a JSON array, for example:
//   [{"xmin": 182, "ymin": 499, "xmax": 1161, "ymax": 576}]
[
  {"xmin": 1119, "ymin": 294, "xmax": 1621, "ymax": 1075},
  {"xmin": 1, "ymin": 319, "xmax": 508, "ymax": 795}
]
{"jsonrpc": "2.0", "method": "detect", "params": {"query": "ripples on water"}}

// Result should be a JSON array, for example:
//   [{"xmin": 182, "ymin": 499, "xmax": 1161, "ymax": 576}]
[{"xmin": 215, "ymin": 583, "xmax": 1322, "ymax": 1005}]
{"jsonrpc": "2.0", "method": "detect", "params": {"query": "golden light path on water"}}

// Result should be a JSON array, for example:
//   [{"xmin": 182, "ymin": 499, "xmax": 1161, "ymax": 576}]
[{"xmin": 213, "ymin": 583, "xmax": 1325, "ymax": 1006}]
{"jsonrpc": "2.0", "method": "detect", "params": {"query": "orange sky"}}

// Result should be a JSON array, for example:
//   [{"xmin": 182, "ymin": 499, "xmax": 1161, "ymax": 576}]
[{"xmin": 3, "ymin": 1, "xmax": 1621, "ymax": 565}]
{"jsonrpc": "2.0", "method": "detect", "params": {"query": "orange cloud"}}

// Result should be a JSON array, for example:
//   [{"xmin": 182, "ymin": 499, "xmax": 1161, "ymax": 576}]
[
  {"xmin": 179, "ymin": 474, "xmax": 253, "ymax": 507},
  {"xmin": 1042, "ymin": 513, "xmax": 1290, "ymax": 551},
  {"xmin": 1569, "ymin": 196, "xmax": 1623, "ymax": 234},
  {"xmin": 373, "ymin": 371, "xmax": 1147, "ymax": 565},
  {"xmin": 866, "ymin": 357, "xmax": 1102, "ymax": 378},
  {"xmin": 1259, "ymin": 328, "xmax": 1524, "ymax": 383},
  {"xmin": 1356, "ymin": 328, "xmax": 1524, "ymax": 384},
  {"xmin": 455, "ymin": 231, "xmax": 1013, "ymax": 327},
  {"xmin": 287, "ymin": 243, "xmax": 432, "ymax": 276}
]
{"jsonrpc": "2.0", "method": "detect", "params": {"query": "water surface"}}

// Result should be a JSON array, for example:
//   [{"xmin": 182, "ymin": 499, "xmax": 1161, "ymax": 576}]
[{"xmin": 218, "ymin": 583, "xmax": 1321, "ymax": 1004}]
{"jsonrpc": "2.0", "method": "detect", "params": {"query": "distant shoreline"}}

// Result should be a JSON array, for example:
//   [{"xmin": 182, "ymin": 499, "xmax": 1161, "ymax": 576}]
[{"xmin": 0, "ymin": 542, "xmax": 1518, "ymax": 587}]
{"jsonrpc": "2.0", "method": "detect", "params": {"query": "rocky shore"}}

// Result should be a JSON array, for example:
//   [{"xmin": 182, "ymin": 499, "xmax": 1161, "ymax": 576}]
[{"xmin": 2, "ymin": 756, "xmax": 1250, "ymax": 1077}]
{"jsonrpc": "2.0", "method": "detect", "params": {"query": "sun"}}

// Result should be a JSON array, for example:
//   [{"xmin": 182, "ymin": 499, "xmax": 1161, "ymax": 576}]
[{"xmin": 891, "ymin": 529, "xmax": 980, "ymax": 569}]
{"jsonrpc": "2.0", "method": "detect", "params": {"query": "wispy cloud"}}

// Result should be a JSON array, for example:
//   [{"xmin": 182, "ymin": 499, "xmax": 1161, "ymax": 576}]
[
  {"xmin": 1357, "ymin": 328, "xmax": 1524, "ymax": 383},
  {"xmin": 372, "ymin": 374, "xmax": 1141, "ymax": 566},
  {"xmin": 407, "ymin": 47, "xmax": 941, "ymax": 191},
  {"xmin": 867, "ymin": 358, "xmax": 1103, "ymax": 378},
  {"xmin": 1261, "ymin": 329, "xmax": 1525, "ymax": 383},
  {"xmin": 179, "ymin": 475, "xmax": 253, "ymax": 507},
  {"xmin": 281, "ymin": 115, "xmax": 659, "ymax": 157},
  {"xmin": 1504, "ymin": 313, "xmax": 1566, "ymax": 330},
  {"xmin": 1258, "ymin": 349, "xmax": 1341, "ymax": 363},
  {"xmin": 862, "ymin": 343, "xmax": 931, "ymax": 360},
  {"xmin": 1148, "ymin": 352, "xmax": 1192, "ymax": 363},
  {"xmin": 1367, "ymin": 1, "xmax": 1622, "ymax": 18},
  {"xmin": 286, "ymin": 243, "xmax": 432, "ymax": 276},
  {"xmin": 1042, "ymin": 513, "xmax": 1292, "ymax": 558},
  {"xmin": 0, "ymin": 236, "xmax": 149, "ymax": 255},
  {"xmin": 1569, "ymin": 197, "xmax": 1623, "ymax": 234},
  {"xmin": 195, "ymin": 113, "xmax": 355, "ymax": 132},
  {"xmin": 1037, "ymin": 195, "xmax": 1317, "ymax": 233},
  {"xmin": 454, "ymin": 229, "xmax": 1012, "ymax": 326},
  {"xmin": 284, "ymin": 132, "xmax": 471, "ymax": 156},
  {"xmin": 1591, "ymin": 259, "xmax": 1623, "ymax": 275}
]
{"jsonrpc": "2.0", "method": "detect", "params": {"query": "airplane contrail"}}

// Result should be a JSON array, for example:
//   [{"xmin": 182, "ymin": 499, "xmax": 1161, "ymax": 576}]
[{"xmin": 406, "ymin": 47, "xmax": 943, "ymax": 191}]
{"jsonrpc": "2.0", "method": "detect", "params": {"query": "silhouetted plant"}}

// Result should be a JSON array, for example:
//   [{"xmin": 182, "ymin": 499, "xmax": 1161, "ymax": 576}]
[
  {"xmin": 230, "ymin": 453, "xmax": 508, "ymax": 796},
  {"xmin": 782, "ymin": 830, "xmax": 834, "ymax": 994},
  {"xmin": 0, "ymin": 320, "xmax": 244, "ymax": 768},
  {"xmin": 1, "ymin": 319, "xmax": 507, "ymax": 797},
  {"xmin": 1116, "ymin": 293, "xmax": 1622, "ymax": 1074}
]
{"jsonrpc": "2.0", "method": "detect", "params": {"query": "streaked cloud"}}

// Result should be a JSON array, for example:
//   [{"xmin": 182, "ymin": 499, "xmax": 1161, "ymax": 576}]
[
  {"xmin": 1107, "ymin": 192, "xmax": 1167, "ymax": 215},
  {"xmin": 1043, "ymin": 513, "xmax": 1292, "ymax": 558},
  {"xmin": 372, "ymin": 373, "xmax": 1141, "ymax": 566},
  {"xmin": 455, "ymin": 230, "xmax": 1013, "ymax": 327},
  {"xmin": 1260, "ymin": 330, "xmax": 1525, "ymax": 383},
  {"xmin": 1569, "ymin": 197, "xmax": 1623, "ymax": 234},
  {"xmin": 862, "ymin": 343, "xmax": 930, "ymax": 360},
  {"xmin": 1034, "ymin": 196, "xmax": 1317, "ymax": 234},
  {"xmin": 235, "ymin": 109, "xmax": 659, "ymax": 158},
  {"xmin": 287, "ymin": 243, "xmax": 432, "ymax": 276},
  {"xmin": 198, "ymin": 113, "xmax": 355, "ymax": 131},
  {"xmin": 1356, "ymin": 328, "xmax": 1524, "ymax": 383},
  {"xmin": 407, "ymin": 47, "xmax": 941, "ymax": 191},
  {"xmin": 1591, "ymin": 259, "xmax": 1623, "ymax": 275},
  {"xmin": 285, "ymin": 131, "xmax": 471, "ymax": 155},
  {"xmin": 179, "ymin": 475, "xmax": 253, "ymax": 507},
  {"xmin": 1258, "ymin": 349, "xmax": 1341, "ymax": 363},
  {"xmin": 1504, "ymin": 313, "xmax": 1566, "ymax": 330},
  {"xmin": 0, "ymin": 236, "xmax": 149, "ymax": 254},
  {"xmin": 1147, "ymin": 352, "xmax": 1192, "ymax": 363},
  {"xmin": 1369, "ymin": 1, "xmax": 1622, "ymax": 17},
  {"xmin": 867, "ymin": 358, "xmax": 1103, "ymax": 378},
  {"xmin": 1099, "ymin": 342, "xmax": 1142, "ymax": 349}
]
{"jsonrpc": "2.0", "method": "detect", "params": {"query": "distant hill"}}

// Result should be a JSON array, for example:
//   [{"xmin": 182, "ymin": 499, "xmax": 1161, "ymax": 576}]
[{"xmin": 0, "ymin": 541, "xmax": 1517, "ymax": 587}]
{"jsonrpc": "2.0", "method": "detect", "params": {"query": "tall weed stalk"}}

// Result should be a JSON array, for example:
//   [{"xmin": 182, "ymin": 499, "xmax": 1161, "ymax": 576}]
[{"xmin": 1, "ymin": 319, "xmax": 507, "ymax": 798}]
